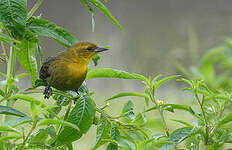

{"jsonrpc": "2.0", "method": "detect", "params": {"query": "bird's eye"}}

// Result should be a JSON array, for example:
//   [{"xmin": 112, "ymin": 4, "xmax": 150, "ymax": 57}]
[{"xmin": 86, "ymin": 47, "xmax": 92, "ymax": 51}]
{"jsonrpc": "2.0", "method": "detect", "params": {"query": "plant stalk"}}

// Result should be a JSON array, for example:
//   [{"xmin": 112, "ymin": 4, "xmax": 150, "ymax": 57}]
[
  {"xmin": 20, "ymin": 121, "xmax": 37, "ymax": 150},
  {"xmin": 194, "ymin": 90, "xmax": 209, "ymax": 149},
  {"xmin": 149, "ymin": 87, "xmax": 169, "ymax": 136},
  {"xmin": 28, "ymin": 0, "xmax": 44, "ymax": 18}
]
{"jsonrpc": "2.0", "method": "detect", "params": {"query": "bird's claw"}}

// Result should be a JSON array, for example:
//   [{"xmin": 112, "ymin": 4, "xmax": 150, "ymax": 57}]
[{"xmin": 43, "ymin": 86, "xmax": 52, "ymax": 99}]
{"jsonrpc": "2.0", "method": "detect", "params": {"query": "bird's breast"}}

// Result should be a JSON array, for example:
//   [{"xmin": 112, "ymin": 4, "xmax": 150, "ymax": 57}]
[{"xmin": 66, "ymin": 62, "xmax": 88, "ymax": 80}]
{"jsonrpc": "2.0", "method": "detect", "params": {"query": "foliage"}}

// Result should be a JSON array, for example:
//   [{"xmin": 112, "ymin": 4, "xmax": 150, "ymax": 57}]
[{"xmin": 0, "ymin": 0, "xmax": 232, "ymax": 150}]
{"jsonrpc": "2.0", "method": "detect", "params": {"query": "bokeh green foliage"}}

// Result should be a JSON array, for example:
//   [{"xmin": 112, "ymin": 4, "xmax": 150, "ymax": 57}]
[{"xmin": 0, "ymin": 0, "xmax": 232, "ymax": 150}]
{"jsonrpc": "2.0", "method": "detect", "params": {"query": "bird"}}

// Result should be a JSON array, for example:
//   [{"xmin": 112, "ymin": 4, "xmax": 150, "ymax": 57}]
[{"xmin": 39, "ymin": 41, "xmax": 108, "ymax": 99}]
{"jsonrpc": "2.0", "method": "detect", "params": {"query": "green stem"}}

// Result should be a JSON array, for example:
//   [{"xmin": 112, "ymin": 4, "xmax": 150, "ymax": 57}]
[
  {"xmin": 1, "ymin": 46, "xmax": 16, "ymax": 145},
  {"xmin": 2, "ymin": 46, "xmax": 15, "ymax": 108},
  {"xmin": 194, "ymin": 90, "xmax": 209, "ymax": 149},
  {"xmin": 149, "ymin": 87, "xmax": 169, "ymax": 136},
  {"xmin": 19, "ymin": 121, "xmax": 37, "ymax": 150},
  {"xmin": 28, "ymin": 0, "xmax": 44, "ymax": 18},
  {"xmin": 54, "ymin": 102, "xmax": 72, "ymax": 148}
]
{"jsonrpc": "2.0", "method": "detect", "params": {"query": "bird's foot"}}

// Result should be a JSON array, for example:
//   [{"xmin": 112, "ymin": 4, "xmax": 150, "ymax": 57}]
[{"xmin": 43, "ymin": 85, "xmax": 52, "ymax": 99}]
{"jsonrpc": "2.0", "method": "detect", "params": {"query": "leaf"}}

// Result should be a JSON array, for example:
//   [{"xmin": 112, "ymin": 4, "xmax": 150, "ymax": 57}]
[
  {"xmin": 159, "ymin": 127, "xmax": 192, "ymax": 150},
  {"xmin": 9, "ymin": 94, "xmax": 46, "ymax": 107},
  {"xmin": 132, "ymin": 113, "xmax": 146, "ymax": 127},
  {"xmin": 145, "ymin": 104, "xmax": 195, "ymax": 115},
  {"xmin": 33, "ymin": 79, "xmax": 48, "ymax": 88},
  {"xmin": 107, "ymin": 124, "xmax": 120, "ymax": 150},
  {"xmin": 121, "ymin": 101, "xmax": 135, "ymax": 121},
  {"xmin": 218, "ymin": 112, "xmax": 232, "ymax": 126},
  {"xmin": 30, "ymin": 127, "xmax": 56, "ymax": 145},
  {"xmin": 86, "ymin": 68, "xmax": 146, "ymax": 81},
  {"xmin": 16, "ymin": 40, "xmax": 38, "ymax": 86},
  {"xmin": 92, "ymin": 55, "xmax": 100, "ymax": 66},
  {"xmin": 92, "ymin": 115, "xmax": 112, "ymax": 150},
  {"xmin": 171, "ymin": 119, "xmax": 193, "ymax": 127},
  {"xmin": 0, "ymin": 105, "xmax": 27, "ymax": 117},
  {"xmin": 38, "ymin": 119, "xmax": 80, "ymax": 132},
  {"xmin": 0, "ymin": 33, "xmax": 20, "ymax": 49},
  {"xmin": 154, "ymin": 75, "xmax": 180, "ymax": 89},
  {"xmin": 83, "ymin": 0, "xmax": 125, "ymax": 33},
  {"xmin": 4, "ymin": 116, "xmax": 32, "ymax": 127},
  {"xmin": 37, "ymin": 45, "xmax": 43, "ymax": 66},
  {"xmin": 57, "ymin": 95, "xmax": 96, "ymax": 143},
  {"xmin": 0, "ymin": 126, "xmax": 20, "ymax": 134},
  {"xmin": 0, "ymin": 0, "xmax": 27, "ymax": 38},
  {"xmin": 27, "ymin": 17, "xmax": 78, "ymax": 47},
  {"xmin": 0, "ymin": 89, "xmax": 4, "ymax": 97},
  {"xmin": 30, "ymin": 130, "xmax": 48, "ymax": 145},
  {"xmin": 0, "ymin": 134, "xmax": 21, "ymax": 142},
  {"xmin": 106, "ymin": 92, "xmax": 149, "ymax": 102},
  {"xmin": 114, "ymin": 136, "xmax": 136, "ymax": 150},
  {"xmin": 30, "ymin": 101, "xmax": 38, "ymax": 121}
]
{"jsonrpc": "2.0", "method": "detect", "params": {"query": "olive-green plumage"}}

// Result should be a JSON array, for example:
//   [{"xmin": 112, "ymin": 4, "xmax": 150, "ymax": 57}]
[{"xmin": 39, "ymin": 42, "xmax": 108, "ymax": 98}]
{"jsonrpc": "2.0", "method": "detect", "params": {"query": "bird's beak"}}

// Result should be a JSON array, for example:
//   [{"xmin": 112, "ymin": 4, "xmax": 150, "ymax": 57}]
[{"xmin": 94, "ymin": 47, "xmax": 109, "ymax": 52}]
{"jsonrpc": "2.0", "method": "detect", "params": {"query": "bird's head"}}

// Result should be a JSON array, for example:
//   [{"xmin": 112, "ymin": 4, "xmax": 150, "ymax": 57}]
[{"xmin": 71, "ymin": 42, "xmax": 108, "ymax": 60}]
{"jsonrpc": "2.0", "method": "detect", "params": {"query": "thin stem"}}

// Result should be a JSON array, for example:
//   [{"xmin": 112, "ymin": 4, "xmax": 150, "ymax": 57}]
[
  {"xmin": 54, "ymin": 102, "xmax": 72, "ymax": 148},
  {"xmin": 28, "ymin": 0, "xmax": 44, "ymax": 18},
  {"xmin": 149, "ymin": 86, "xmax": 169, "ymax": 136},
  {"xmin": 2, "ymin": 46, "xmax": 16, "ymax": 129},
  {"xmin": 19, "ymin": 121, "xmax": 37, "ymax": 150},
  {"xmin": 194, "ymin": 90, "xmax": 209, "ymax": 149}
]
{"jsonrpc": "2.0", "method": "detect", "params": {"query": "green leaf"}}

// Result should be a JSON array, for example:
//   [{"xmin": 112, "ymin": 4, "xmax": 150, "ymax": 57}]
[
  {"xmin": 84, "ymin": 0, "xmax": 125, "ymax": 33},
  {"xmin": 121, "ymin": 101, "xmax": 135, "ymax": 121},
  {"xmin": 154, "ymin": 75, "xmax": 180, "ymax": 89},
  {"xmin": 57, "ymin": 95, "xmax": 96, "ymax": 143},
  {"xmin": 171, "ymin": 119, "xmax": 193, "ymax": 127},
  {"xmin": 9, "ymin": 94, "xmax": 46, "ymax": 107},
  {"xmin": 27, "ymin": 17, "xmax": 78, "ymax": 47},
  {"xmin": 16, "ymin": 40, "xmax": 38, "ymax": 86},
  {"xmin": 159, "ymin": 127, "xmax": 192, "ymax": 150},
  {"xmin": 37, "ymin": 45, "xmax": 43, "ymax": 66},
  {"xmin": 86, "ymin": 68, "xmax": 146, "ymax": 81},
  {"xmin": 33, "ymin": 79, "xmax": 48, "ymax": 88},
  {"xmin": 107, "ymin": 124, "xmax": 120, "ymax": 150},
  {"xmin": 4, "ymin": 116, "xmax": 32, "ymax": 127},
  {"xmin": 0, "ymin": 134, "xmax": 21, "ymax": 142},
  {"xmin": 0, "ymin": 33, "xmax": 20, "ymax": 49},
  {"xmin": 92, "ymin": 115, "xmax": 112, "ymax": 150},
  {"xmin": 0, "ymin": 126, "xmax": 20, "ymax": 134},
  {"xmin": 30, "ymin": 101, "xmax": 38, "ymax": 121},
  {"xmin": 132, "ymin": 113, "xmax": 146, "ymax": 127},
  {"xmin": 30, "ymin": 127, "xmax": 56, "ymax": 145},
  {"xmin": 145, "ymin": 104, "xmax": 195, "ymax": 115},
  {"xmin": 0, "ymin": 0, "xmax": 27, "ymax": 38},
  {"xmin": 38, "ymin": 119, "xmax": 80, "ymax": 132},
  {"xmin": 106, "ymin": 92, "xmax": 149, "ymax": 102},
  {"xmin": 0, "ymin": 105, "xmax": 27, "ymax": 117},
  {"xmin": 92, "ymin": 55, "xmax": 100, "ymax": 66},
  {"xmin": 114, "ymin": 136, "xmax": 136, "ymax": 150},
  {"xmin": 0, "ymin": 89, "xmax": 4, "ymax": 97},
  {"xmin": 218, "ymin": 112, "xmax": 232, "ymax": 126}
]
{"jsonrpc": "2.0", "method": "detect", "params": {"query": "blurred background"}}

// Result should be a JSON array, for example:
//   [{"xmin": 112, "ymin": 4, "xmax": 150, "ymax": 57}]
[{"xmin": 2, "ymin": 0, "xmax": 232, "ymax": 149}]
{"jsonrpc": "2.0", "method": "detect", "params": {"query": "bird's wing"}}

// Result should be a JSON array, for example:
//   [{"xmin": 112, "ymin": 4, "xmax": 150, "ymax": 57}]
[{"xmin": 39, "ymin": 56, "xmax": 57, "ymax": 81}]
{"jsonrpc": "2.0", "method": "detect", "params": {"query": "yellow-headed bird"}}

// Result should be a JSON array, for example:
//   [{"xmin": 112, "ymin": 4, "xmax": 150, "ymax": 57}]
[{"xmin": 39, "ymin": 42, "xmax": 108, "ymax": 99}]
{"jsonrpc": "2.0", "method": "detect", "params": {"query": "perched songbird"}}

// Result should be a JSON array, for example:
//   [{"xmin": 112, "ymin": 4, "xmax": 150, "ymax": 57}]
[{"xmin": 39, "ymin": 42, "xmax": 108, "ymax": 99}]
